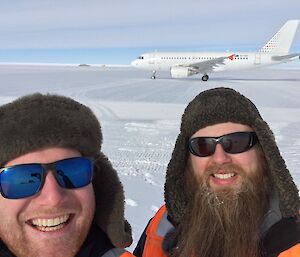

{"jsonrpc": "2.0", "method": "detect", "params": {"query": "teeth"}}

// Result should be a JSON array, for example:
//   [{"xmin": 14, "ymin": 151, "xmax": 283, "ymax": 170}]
[
  {"xmin": 213, "ymin": 173, "xmax": 235, "ymax": 180},
  {"xmin": 31, "ymin": 214, "xmax": 69, "ymax": 229},
  {"xmin": 37, "ymin": 224, "xmax": 64, "ymax": 232}
]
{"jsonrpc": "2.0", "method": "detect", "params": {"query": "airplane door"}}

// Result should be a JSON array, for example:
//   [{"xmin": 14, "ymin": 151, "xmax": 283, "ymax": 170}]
[
  {"xmin": 254, "ymin": 53, "xmax": 261, "ymax": 65},
  {"xmin": 148, "ymin": 53, "xmax": 162, "ymax": 69},
  {"xmin": 149, "ymin": 53, "xmax": 156, "ymax": 64}
]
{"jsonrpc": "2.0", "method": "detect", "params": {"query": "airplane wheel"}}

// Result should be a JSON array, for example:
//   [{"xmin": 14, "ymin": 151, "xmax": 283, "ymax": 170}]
[
  {"xmin": 151, "ymin": 71, "xmax": 156, "ymax": 79},
  {"xmin": 202, "ymin": 74, "xmax": 209, "ymax": 81}
]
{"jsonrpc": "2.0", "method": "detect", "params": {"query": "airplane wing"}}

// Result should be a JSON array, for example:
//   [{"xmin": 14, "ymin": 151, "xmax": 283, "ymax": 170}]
[
  {"xmin": 179, "ymin": 54, "xmax": 235, "ymax": 74},
  {"xmin": 272, "ymin": 53, "xmax": 300, "ymax": 61}
]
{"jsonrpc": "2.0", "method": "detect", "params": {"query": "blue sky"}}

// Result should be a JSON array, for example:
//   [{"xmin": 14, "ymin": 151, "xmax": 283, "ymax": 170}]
[{"xmin": 0, "ymin": 0, "xmax": 299, "ymax": 64}]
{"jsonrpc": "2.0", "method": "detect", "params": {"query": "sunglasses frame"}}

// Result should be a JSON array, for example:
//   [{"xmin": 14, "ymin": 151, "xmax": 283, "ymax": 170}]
[
  {"xmin": 0, "ymin": 156, "xmax": 93, "ymax": 199},
  {"xmin": 188, "ymin": 131, "xmax": 258, "ymax": 157}
]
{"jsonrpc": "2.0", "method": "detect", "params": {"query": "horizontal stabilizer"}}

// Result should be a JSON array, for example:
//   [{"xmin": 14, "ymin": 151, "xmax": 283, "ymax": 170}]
[{"xmin": 272, "ymin": 53, "xmax": 300, "ymax": 61}]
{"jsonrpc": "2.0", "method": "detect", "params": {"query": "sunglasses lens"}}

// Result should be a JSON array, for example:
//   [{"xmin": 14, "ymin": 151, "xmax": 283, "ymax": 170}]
[
  {"xmin": 0, "ymin": 164, "xmax": 43, "ymax": 199},
  {"xmin": 221, "ymin": 132, "xmax": 255, "ymax": 154},
  {"xmin": 54, "ymin": 157, "xmax": 92, "ymax": 189},
  {"xmin": 189, "ymin": 137, "xmax": 216, "ymax": 157},
  {"xmin": 188, "ymin": 132, "xmax": 257, "ymax": 157}
]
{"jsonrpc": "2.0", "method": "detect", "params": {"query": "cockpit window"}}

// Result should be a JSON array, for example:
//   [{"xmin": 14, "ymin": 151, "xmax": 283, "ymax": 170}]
[{"xmin": 138, "ymin": 56, "xmax": 144, "ymax": 59}]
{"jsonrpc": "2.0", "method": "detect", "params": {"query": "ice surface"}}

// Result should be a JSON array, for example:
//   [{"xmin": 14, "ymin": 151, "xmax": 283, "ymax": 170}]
[{"xmin": 0, "ymin": 64, "xmax": 299, "ymax": 250}]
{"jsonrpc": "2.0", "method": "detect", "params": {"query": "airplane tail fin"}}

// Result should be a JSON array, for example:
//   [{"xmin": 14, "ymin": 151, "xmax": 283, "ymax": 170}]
[{"xmin": 259, "ymin": 20, "xmax": 299, "ymax": 54}]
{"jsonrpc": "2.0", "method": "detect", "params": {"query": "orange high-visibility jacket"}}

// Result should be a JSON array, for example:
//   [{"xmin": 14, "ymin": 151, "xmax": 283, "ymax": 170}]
[
  {"xmin": 139, "ymin": 205, "xmax": 169, "ymax": 257},
  {"xmin": 134, "ymin": 205, "xmax": 300, "ymax": 257}
]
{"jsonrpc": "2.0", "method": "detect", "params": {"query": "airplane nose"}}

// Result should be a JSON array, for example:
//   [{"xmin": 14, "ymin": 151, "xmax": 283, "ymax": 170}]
[{"xmin": 131, "ymin": 59, "xmax": 138, "ymax": 66}]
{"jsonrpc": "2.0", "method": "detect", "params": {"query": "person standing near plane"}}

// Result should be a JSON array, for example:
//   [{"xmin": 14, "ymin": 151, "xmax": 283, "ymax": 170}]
[
  {"xmin": 134, "ymin": 87, "xmax": 300, "ymax": 257},
  {"xmin": 0, "ymin": 94, "xmax": 134, "ymax": 257}
]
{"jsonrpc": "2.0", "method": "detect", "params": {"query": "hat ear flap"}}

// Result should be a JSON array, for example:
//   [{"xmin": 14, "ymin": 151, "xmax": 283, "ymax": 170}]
[
  {"xmin": 165, "ymin": 133, "xmax": 190, "ymax": 223},
  {"xmin": 92, "ymin": 153, "xmax": 132, "ymax": 248}
]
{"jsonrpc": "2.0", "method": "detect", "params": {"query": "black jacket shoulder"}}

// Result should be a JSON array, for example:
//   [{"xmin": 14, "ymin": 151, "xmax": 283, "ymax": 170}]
[{"xmin": 262, "ymin": 217, "xmax": 300, "ymax": 256}]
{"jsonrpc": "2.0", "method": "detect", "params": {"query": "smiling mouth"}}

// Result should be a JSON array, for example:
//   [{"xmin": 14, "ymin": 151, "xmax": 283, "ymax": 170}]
[
  {"xmin": 212, "ymin": 173, "xmax": 236, "ymax": 180},
  {"xmin": 28, "ymin": 214, "xmax": 71, "ymax": 232}
]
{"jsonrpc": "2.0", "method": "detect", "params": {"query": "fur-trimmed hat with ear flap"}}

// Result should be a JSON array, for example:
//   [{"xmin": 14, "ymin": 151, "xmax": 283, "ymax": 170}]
[
  {"xmin": 0, "ymin": 93, "xmax": 132, "ymax": 248},
  {"xmin": 165, "ymin": 87, "xmax": 300, "ymax": 225}
]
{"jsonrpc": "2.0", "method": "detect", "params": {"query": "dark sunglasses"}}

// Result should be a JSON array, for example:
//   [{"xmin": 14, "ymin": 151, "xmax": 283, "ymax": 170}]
[
  {"xmin": 188, "ymin": 131, "xmax": 258, "ymax": 157},
  {"xmin": 0, "ymin": 156, "xmax": 93, "ymax": 199}
]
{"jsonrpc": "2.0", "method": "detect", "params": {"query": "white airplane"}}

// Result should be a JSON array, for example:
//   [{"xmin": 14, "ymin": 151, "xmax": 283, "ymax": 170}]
[{"xmin": 131, "ymin": 20, "xmax": 300, "ymax": 81}]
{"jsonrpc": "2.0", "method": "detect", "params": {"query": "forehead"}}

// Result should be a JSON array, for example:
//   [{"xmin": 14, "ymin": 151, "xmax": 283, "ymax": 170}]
[{"xmin": 192, "ymin": 122, "xmax": 254, "ymax": 138}]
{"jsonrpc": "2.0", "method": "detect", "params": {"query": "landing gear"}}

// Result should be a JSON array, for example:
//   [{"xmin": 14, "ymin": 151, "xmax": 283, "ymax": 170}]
[
  {"xmin": 151, "ymin": 70, "xmax": 156, "ymax": 79},
  {"xmin": 202, "ymin": 74, "xmax": 209, "ymax": 81}
]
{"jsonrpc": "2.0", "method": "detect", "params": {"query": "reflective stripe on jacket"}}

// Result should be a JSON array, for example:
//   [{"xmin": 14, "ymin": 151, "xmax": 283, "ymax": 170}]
[
  {"xmin": 103, "ymin": 248, "xmax": 135, "ymax": 257},
  {"xmin": 142, "ymin": 205, "xmax": 173, "ymax": 257}
]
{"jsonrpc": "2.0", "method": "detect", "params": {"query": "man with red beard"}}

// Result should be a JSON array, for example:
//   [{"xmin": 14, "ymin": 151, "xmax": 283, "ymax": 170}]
[
  {"xmin": 0, "ymin": 94, "xmax": 134, "ymax": 257},
  {"xmin": 134, "ymin": 87, "xmax": 300, "ymax": 257}
]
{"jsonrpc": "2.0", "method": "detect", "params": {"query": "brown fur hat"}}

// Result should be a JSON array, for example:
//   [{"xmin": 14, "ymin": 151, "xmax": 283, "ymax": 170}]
[
  {"xmin": 165, "ymin": 87, "xmax": 300, "ymax": 224},
  {"xmin": 0, "ymin": 93, "xmax": 132, "ymax": 248}
]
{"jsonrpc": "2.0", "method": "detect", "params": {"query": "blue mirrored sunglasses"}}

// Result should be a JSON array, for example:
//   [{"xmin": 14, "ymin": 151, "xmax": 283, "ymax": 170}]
[{"xmin": 0, "ymin": 157, "xmax": 93, "ymax": 199}]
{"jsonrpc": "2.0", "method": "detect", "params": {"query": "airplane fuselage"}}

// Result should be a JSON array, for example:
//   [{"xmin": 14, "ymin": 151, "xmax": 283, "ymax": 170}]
[{"xmin": 131, "ymin": 51, "xmax": 284, "ymax": 72}]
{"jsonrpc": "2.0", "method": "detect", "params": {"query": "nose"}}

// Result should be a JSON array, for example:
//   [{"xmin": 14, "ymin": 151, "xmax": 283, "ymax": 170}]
[
  {"xmin": 131, "ymin": 59, "xmax": 138, "ymax": 66},
  {"xmin": 211, "ymin": 143, "xmax": 232, "ymax": 164},
  {"xmin": 34, "ymin": 172, "xmax": 66, "ymax": 206}
]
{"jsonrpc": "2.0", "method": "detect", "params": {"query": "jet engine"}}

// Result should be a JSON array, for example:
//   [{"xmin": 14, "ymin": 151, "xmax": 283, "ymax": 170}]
[{"xmin": 170, "ymin": 67, "xmax": 196, "ymax": 78}]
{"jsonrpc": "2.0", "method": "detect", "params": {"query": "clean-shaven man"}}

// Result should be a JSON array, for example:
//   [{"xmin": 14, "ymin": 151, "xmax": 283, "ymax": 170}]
[{"xmin": 0, "ymin": 94, "xmax": 134, "ymax": 257}]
